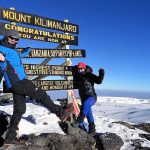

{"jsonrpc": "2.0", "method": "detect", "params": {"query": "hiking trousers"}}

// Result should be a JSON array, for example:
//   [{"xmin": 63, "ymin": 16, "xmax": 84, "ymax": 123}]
[
  {"xmin": 9, "ymin": 79, "xmax": 58, "ymax": 130},
  {"xmin": 81, "ymin": 96, "xmax": 96, "ymax": 123}
]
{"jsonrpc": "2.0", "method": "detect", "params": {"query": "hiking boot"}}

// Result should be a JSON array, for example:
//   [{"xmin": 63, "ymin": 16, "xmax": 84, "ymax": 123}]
[
  {"xmin": 4, "ymin": 138, "xmax": 20, "ymax": 146},
  {"xmin": 88, "ymin": 122, "xmax": 96, "ymax": 135},
  {"xmin": 73, "ymin": 115, "xmax": 85, "ymax": 127},
  {"xmin": 4, "ymin": 129, "xmax": 20, "ymax": 146},
  {"xmin": 58, "ymin": 103, "xmax": 74, "ymax": 122}
]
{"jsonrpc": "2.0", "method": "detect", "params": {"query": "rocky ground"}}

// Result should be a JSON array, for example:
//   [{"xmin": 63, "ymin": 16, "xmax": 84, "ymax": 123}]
[
  {"xmin": 1, "ymin": 96, "xmax": 150, "ymax": 149},
  {"xmin": 1, "ymin": 113, "xmax": 150, "ymax": 150}
]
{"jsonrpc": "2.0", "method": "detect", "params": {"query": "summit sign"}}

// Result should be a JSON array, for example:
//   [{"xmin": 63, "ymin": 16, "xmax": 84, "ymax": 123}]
[
  {"xmin": 0, "ymin": 8, "xmax": 79, "ymax": 34},
  {"xmin": 18, "ymin": 48, "xmax": 86, "ymax": 58},
  {"xmin": 0, "ymin": 22, "xmax": 78, "ymax": 45}
]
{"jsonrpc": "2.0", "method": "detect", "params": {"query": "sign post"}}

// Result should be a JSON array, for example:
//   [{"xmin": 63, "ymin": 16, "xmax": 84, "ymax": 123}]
[
  {"xmin": 64, "ymin": 20, "xmax": 73, "ymax": 122},
  {"xmin": 0, "ymin": 7, "xmax": 82, "ymax": 122},
  {"xmin": 64, "ymin": 20, "xmax": 80, "ymax": 122}
]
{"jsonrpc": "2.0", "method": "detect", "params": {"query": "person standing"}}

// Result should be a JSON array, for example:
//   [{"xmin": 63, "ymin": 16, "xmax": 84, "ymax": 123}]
[
  {"xmin": 73, "ymin": 62, "xmax": 105, "ymax": 134},
  {"xmin": 0, "ymin": 29, "xmax": 73, "ymax": 145}
]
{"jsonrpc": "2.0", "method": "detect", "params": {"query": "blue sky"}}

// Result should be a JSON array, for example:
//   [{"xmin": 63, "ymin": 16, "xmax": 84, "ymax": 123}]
[{"xmin": 0, "ymin": 0, "xmax": 150, "ymax": 93}]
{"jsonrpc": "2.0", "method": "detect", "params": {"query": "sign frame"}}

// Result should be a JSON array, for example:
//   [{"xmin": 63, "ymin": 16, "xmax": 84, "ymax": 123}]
[
  {"xmin": 24, "ymin": 64, "xmax": 73, "ymax": 76},
  {"xmin": 0, "ymin": 22, "xmax": 78, "ymax": 45},
  {"xmin": 0, "ymin": 7, "xmax": 79, "ymax": 34},
  {"xmin": 19, "ymin": 48, "xmax": 86, "ymax": 58},
  {"xmin": 32, "ymin": 80, "xmax": 77, "ymax": 90}
]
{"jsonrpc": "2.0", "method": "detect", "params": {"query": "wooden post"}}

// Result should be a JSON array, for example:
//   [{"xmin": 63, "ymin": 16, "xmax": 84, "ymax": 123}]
[{"xmin": 64, "ymin": 19, "xmax": 73, "ymax": 122}]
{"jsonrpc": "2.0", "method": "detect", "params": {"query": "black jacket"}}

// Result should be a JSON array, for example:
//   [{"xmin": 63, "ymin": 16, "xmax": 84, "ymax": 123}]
[{"xmin": 73, "ymin": 65, "xmax": 104, "ymax": 101}]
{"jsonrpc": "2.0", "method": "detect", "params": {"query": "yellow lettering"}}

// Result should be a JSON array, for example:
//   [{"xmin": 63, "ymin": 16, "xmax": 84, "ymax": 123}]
[
  {"xmin": 34, "ymin": 17, "xmax": 40, "ymax": 25},
  {"xmin": 2, "ymin": 9, "xmax": 31, "ymax": 23},
  {"xmin": 2, "ymin": 10, "xmax": 9, "ymax": 19}
]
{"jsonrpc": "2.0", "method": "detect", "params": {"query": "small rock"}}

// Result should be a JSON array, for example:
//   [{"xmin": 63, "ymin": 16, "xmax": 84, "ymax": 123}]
[
  {"xmin": 43, "ymin": 122, "xmax": 48, "ymax": 125},
  {"xmin": 113, "ymin": 121, "xmax": 135, "ymax": 129},
  {"xmin": 131, "ymin": 139, "xmax": 143, "ymax": 147},
  {"xmin": 94, "ymin": 132, "xmax": 124, "ymax": 150},
  {"xmin": 139, "ymin": 134, "xmax": 150, "ymax": 141},
  {"xmin": 134, "ymin": 123, "xmax": 150, "ymax": 133}
]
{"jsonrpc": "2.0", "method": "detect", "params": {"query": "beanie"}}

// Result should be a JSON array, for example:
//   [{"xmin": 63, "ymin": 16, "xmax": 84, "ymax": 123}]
[
  {"xmin": 77, "ymin": 62, "xmax": 86, "ymax": 69},
  {"xmin": 5, "ymin": 29, "xmax": 20, "ymax": 39}
]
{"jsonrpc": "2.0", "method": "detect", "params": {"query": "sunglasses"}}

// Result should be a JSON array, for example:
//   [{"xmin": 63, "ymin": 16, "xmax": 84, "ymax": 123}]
[
  {"xmin": 78, "ymin": 68, "xmax": 85, "ymax": 72},
  {"xmin": 9, "ymin": 36, "xmax": 19, "ymax": 41}
]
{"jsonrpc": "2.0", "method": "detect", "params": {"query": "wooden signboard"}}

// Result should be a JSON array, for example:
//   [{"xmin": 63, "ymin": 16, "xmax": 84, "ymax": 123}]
[
  {"xmin": 32, "ymin": 80, "xmax": 76, "ymax": 90},
  {"xmin": 0, "ymin": 7, "xmax": 79, "ymax": 34},
  {"xmin": 0, "ymin": 22, "xmax": 78, "ymax": 45},
  {"xmin": 18, "ymin": 48, "xmax": 86, "ymax": 58},
  {"xmin": 24, "ymin": 64, "xmax": 73, "ymax": 76}
]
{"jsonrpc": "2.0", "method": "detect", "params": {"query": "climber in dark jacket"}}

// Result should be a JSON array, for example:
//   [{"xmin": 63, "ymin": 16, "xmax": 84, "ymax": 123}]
[
  {"xmin": 73, "ymin": 62, "xmax": 105, "ymax": 134},
  {"xmin": 0, "ymin": 29, "xmax": 73, "ymax": 145}
]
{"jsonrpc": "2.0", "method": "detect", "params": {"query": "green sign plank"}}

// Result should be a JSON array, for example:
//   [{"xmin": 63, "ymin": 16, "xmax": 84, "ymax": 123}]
[
  {"xmin": 18, "ymin": 48, "xmax": 86, "ymax": 58},
  {"xmin": 0, "ymin": 22, "xmax": 78, "ymax": 45},
  {"xmin": 0, "ymin": 7, "xmax": 79, "ymax": 34},
  {"xmin": 32, "ymin": 80, "xmax": 77, "ymax": 90},
  {"xmin": 24, "ymin": 64, "xmax": 73, "ymax": 76}
]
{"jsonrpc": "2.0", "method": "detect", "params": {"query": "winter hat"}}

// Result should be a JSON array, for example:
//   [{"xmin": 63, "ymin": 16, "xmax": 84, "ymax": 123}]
[
  {"xmin": 77, "ymin": 62, "xmax": 86, "ymax": 69},
  {"xmin": 5, "ymin": 29, "xmax": 20, "ymax": 39}
]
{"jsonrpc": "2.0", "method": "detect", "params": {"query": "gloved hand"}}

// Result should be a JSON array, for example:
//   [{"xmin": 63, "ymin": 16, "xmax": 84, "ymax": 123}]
[
  {"xmin": 26, "ymin": 46, "xmax": 31, "ymax": 49},
  {"xmin": 99, "ymin": 68, "xmax": 105, "ymax": 76}
]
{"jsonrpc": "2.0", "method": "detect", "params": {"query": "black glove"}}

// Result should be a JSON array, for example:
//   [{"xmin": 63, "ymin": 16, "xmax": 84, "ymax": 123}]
[
  {"xmin": 99, "ymin": 68, "xmax": 105, "ymax": 76},
  {"xmin": 26, "ymin": 47, "xmax": 31, "ymax": 49}
]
